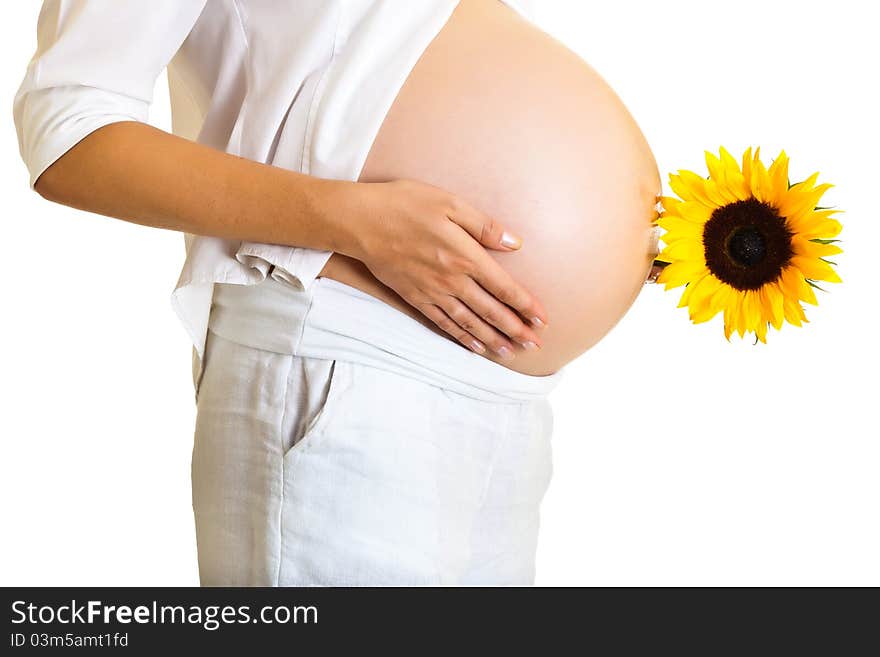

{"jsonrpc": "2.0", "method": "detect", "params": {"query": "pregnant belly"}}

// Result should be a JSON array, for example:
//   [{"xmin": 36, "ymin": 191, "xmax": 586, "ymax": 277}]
[{"xmin": 317, "ymin": 0, "xmax": 661, "ymax": 376}]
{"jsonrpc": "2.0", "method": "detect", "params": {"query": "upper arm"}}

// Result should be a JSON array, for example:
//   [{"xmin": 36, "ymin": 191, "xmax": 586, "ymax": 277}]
[{"xmin": 12, "ymin": 0, "xmax": 208, "ymax": 190}]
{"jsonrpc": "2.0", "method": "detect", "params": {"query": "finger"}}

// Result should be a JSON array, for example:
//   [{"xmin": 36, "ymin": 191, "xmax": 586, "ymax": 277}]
[
  {"xmin": 645, "ymin": 260, "xmax": 669, "ymax": 284},
  {"xmin": 448, "ymin": 198, "xmax": 523, "ymax": 252},
  {"xmin": 469, "ymin": 254, "xmax": 549, "ymax": 329},
  {"xmin": 452, "ymin": 280, "xmax": 544, "ymax": 351},
  {"xmin": 438, "ymin": 294, "xmax": 519, "ymax": 361},
  {"xmin": 416, "ymin": 302, "xmax": 489, "ymax": 356}
]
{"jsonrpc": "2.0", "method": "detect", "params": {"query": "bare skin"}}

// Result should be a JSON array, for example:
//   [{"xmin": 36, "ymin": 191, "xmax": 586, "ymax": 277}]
[
  {"xmin": 34, "ymin": 0, "xmax": 662, "ymax": 377},
  {"xmin": 34, "ymin": 120, "xmax": 549, "ymax": 355},
  {"xmin": 320, "ymin": 0, "xmax": 662, "ymax": 375}
]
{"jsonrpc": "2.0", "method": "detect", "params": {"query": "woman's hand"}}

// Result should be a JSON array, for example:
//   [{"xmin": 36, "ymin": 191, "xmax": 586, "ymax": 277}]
[
  {"xmin": 25, "ymin": 123, "xmax": 548, "ymax": 361},
  {"xmin": 348, "ymin": 179, "xmax": 548, "ymax": 359},
  {"xmin": 645, "ymin": 260, "xmax": 669, "ymax": 284}
]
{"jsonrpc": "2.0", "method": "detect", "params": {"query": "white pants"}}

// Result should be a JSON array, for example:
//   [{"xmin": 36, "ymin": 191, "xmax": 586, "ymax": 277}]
[{"xmin": 191, "ymin": 271, "xmax": 566, "ymax": 586}]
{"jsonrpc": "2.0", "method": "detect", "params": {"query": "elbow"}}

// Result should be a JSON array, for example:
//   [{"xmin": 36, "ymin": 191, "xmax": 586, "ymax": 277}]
[
  {"xmin": 28, "ymin": 122, "xmax": 128, "ymax": 206},
  {"xmin": 14, "ymin": 86, "xmax": 149, "ymax": 207},
  {"xmin": 32, "ymin": 163, "xmax": 67, "ymax": 204}
]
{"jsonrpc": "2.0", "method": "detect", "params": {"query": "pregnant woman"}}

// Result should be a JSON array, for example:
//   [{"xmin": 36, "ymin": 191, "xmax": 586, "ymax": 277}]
[{"xmin": 14, "ymin": 0, "xmax": 661, "ymax": 585}]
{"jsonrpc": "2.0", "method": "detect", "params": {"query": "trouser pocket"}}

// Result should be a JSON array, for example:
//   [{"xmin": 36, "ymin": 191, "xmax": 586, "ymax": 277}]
[
  {"xmin": 193, "ymin": 330, "xmax": 217, "ymax": 405},
  {"xmin": 191, "ymin": 331, "xmax": 293, "ymax": 586},
  {"xmin": 275, "ymin": 363, "xmax": 517, "ymax": 585},
  {"xmin": 279, "ymin": 357, "xmax": 353, "ymax": 459}
]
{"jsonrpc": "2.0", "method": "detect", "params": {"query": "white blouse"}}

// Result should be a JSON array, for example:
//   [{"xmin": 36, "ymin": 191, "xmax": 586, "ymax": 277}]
[{"xmin": 13, "ymin": 0, "xmax": 536, "ymax": 395}]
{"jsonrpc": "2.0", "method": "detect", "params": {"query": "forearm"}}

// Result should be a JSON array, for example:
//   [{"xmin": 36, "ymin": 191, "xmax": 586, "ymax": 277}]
[{"xmin": 34, "ymin": 120, "xmax": 364, "ymax": 257}]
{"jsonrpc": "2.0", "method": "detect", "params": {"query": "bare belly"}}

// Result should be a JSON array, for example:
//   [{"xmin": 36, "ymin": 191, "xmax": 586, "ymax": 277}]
[{"xmin": 317, "ymin": 0, "xmax": 661, "ymax": 376}]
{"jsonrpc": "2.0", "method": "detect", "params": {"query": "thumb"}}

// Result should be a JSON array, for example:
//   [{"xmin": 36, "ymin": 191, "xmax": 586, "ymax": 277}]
[
  {"xmin": 474, "ymin": 215, "xmax": 523, "ymax": 251},
  {"xmin": 446, "ymin": 195, "xmax": 523, "ymax": 251}
]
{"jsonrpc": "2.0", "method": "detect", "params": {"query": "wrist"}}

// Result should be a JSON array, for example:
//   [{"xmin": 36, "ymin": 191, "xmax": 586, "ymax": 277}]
[{"xmin": 306, "ymin": 177, "xmax": 377, "ymax": 260}]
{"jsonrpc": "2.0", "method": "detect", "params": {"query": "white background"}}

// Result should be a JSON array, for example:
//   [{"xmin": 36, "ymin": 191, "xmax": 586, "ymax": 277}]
[{"xmin": 1, "ymin": 1, "xmax": 877, "ymax": 586}]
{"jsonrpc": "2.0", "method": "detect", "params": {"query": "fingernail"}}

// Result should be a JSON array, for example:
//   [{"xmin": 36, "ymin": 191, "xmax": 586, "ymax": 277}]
[
  {"xmin": 521, "ymin": 340, "xmax": 540, "ymax": 351},
  {"xmin": 469, "ymin": 339, "xmax": 486, "ymax": 354},
  {"xmin": 496, "ymin": 345, "xmax": 515, "ymax": 360},
  {"xmin": 530, "ymin": 316, "xmax": 546, "ymax": 329},
  {"xmin": 500, "ymin": 231, "xmax": 522, "ymax": 249}
]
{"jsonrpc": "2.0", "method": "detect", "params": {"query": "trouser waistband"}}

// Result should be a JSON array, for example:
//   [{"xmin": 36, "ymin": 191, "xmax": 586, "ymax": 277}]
[{"xmin": 207, "ymin": 272, "xmax": 565, "ymax": 403}]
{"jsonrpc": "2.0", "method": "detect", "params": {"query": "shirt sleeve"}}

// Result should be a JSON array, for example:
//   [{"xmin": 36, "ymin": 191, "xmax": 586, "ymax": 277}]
[{"xmin": 12, "ymin": 0, "xmax": 208, "ymax": 189}]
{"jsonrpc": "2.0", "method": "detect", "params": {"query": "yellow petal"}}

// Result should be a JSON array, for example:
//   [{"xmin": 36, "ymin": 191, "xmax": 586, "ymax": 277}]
[
  {"xmin": 752, "ymin": 290, "xmax": 769, "ymax": 343},
  {"xmin": 657, "ymin": 260, "xmax": 707, "ymax": 289},
  {"xmin": 788, "ymin": 171, "xmax": 820, "ymax": 195},
  {"xmin": 674, "ymin": 170, "xmax": 718, "ymax": 209},
  {"xmin": 668, "ymin": 172, "xmax": 702, "ymax": 204},
  {"xmin": 719, "ymin": 146, "xmax": 741, "ymax": 176},
  {"xmin": 741, "ymin": 146, "xmax": 754, "ymax": 188},
  {"xmin": 812, "ymin": 208, "xmax": 843, "ymax": 219},
  {"xmin": 690, "ymin": 276, "xmax": 723, "ymax": 323},
  {"xmin": 719, "ymin": 160, "xmax": 751, "ymax": 201},
  {"xmin": 676, "ymin": 200, "xmax": 713, "ymax": 223},
  {"xmin": 718, "ymin": 147, "xmax": 750, "ymax": 199},
  {"xmin": 705, "ymin": 151, "xmax": 740, "ymax": 204},
  {"xmin": 723, "ymin": 317, "xmax": 734, "ymax": 341},
  {"xmin": 786, "ymin": 212, "xmax": 843, "ymax": 240},
  {"xmin": 791, "ymin": 235, "xmax": 844, "ymax": 258},
  {"xmin": 778, "ymin": 266, "xmax": 817, "ymax": 305},
  {"xmin": 679, "ymin": 270, "xmax": 715, "ymax": 307},
  {"xmin": 692, "ymin": 303, "xmax": 720, "ymax": 324},
  {"xmin": 658, "ymin": 238, "xmax": 704, "ymax": 261},
  {"xmin": 777, "ymin": 266, "xmax": 799, "ymax": 300},
  {"xmin": 782, "ymin": 295, "xmax": 805, "ymax": 327},
  {"xmin": 765, "ymin": 282, "xmax": 785, "ymax": 329},
  {"xmin": 660, "ymin": 195, "xmax": 683, "ymax": 212},
  {"xmin": 723, "ymin": 289, "xmax": 743, "ymax": 341},
  {"xmin": 757, "ymin": 285, "xmax": 773, "ymax": 344},
  {"xmin": 736, "ymin": 290, "xmax": 749, "ymax": 337},
  {"xmin": 710, "ymin": 178, "xmax": 738, "ymax": 205},
  {"xmin": 754, "ymin": 319, "xmax": 768, "ymax": 343},
  {"xmin": 711, "ymin": 282, "xmax": 734, "ymax": 314},
  {"xmin": 796, "ymin": 272, "xmax": 819, "ymax": 306},
  {"xmin": 705, "ymin": 150, "xmax": 725, "ymax": 183},
  {"xmin": 750, "ymin": 154, "xmax": 773, "ymax": 204},
  {"xmin": 755, "ymin": 285, "xmax": 769, "ymax": 318},
  {"xmin": 743, "ymin": 290, "xmax": 758, "ymax": 338},
  {"xmin": 767, "ymin": 150, "xmax": 790, "ymax": 204},
  {"xmin": 790, "ymin": 255, "xmax": 843, "ymax": 283},
  {"xmin": 677, "ymin": 271, "xmax": 709, "ymax": 308},
  {"xmin": 745, "ymin": 289, "xmax": 761, "ymax": 331},
  {"xmin": 779, "ymin": 183, "xmax": 834, "ymax": 223},
  {"xmin": 656, "ymin": 216, "xmax": 703, "ymax": 239}
]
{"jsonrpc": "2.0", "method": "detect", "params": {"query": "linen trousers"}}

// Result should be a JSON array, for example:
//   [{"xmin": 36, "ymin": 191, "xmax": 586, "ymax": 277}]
[{"xmin": 191, "ymin": 269, "xmax": 566, "ymax": 586}]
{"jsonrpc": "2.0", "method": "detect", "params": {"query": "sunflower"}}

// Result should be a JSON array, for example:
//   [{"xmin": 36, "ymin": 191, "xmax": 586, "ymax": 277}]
[{"xmin": 654, "ymin": 146, "xmax": 843, "ymax": 343}]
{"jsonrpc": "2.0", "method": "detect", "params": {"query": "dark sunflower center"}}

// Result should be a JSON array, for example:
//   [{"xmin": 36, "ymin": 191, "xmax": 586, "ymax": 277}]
[
  {"xmin": 702, "ymin": 198, "xmax": 795, "ymax": 291},
  {"xmin": 727, "ymin": 227, "xmax": 767, "ymax": 267}
]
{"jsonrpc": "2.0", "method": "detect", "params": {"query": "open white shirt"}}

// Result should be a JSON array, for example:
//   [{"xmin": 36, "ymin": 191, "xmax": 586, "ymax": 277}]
[{"xmin": 13, "ymin": 0, "xmax": 535, "ymax": 395}]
